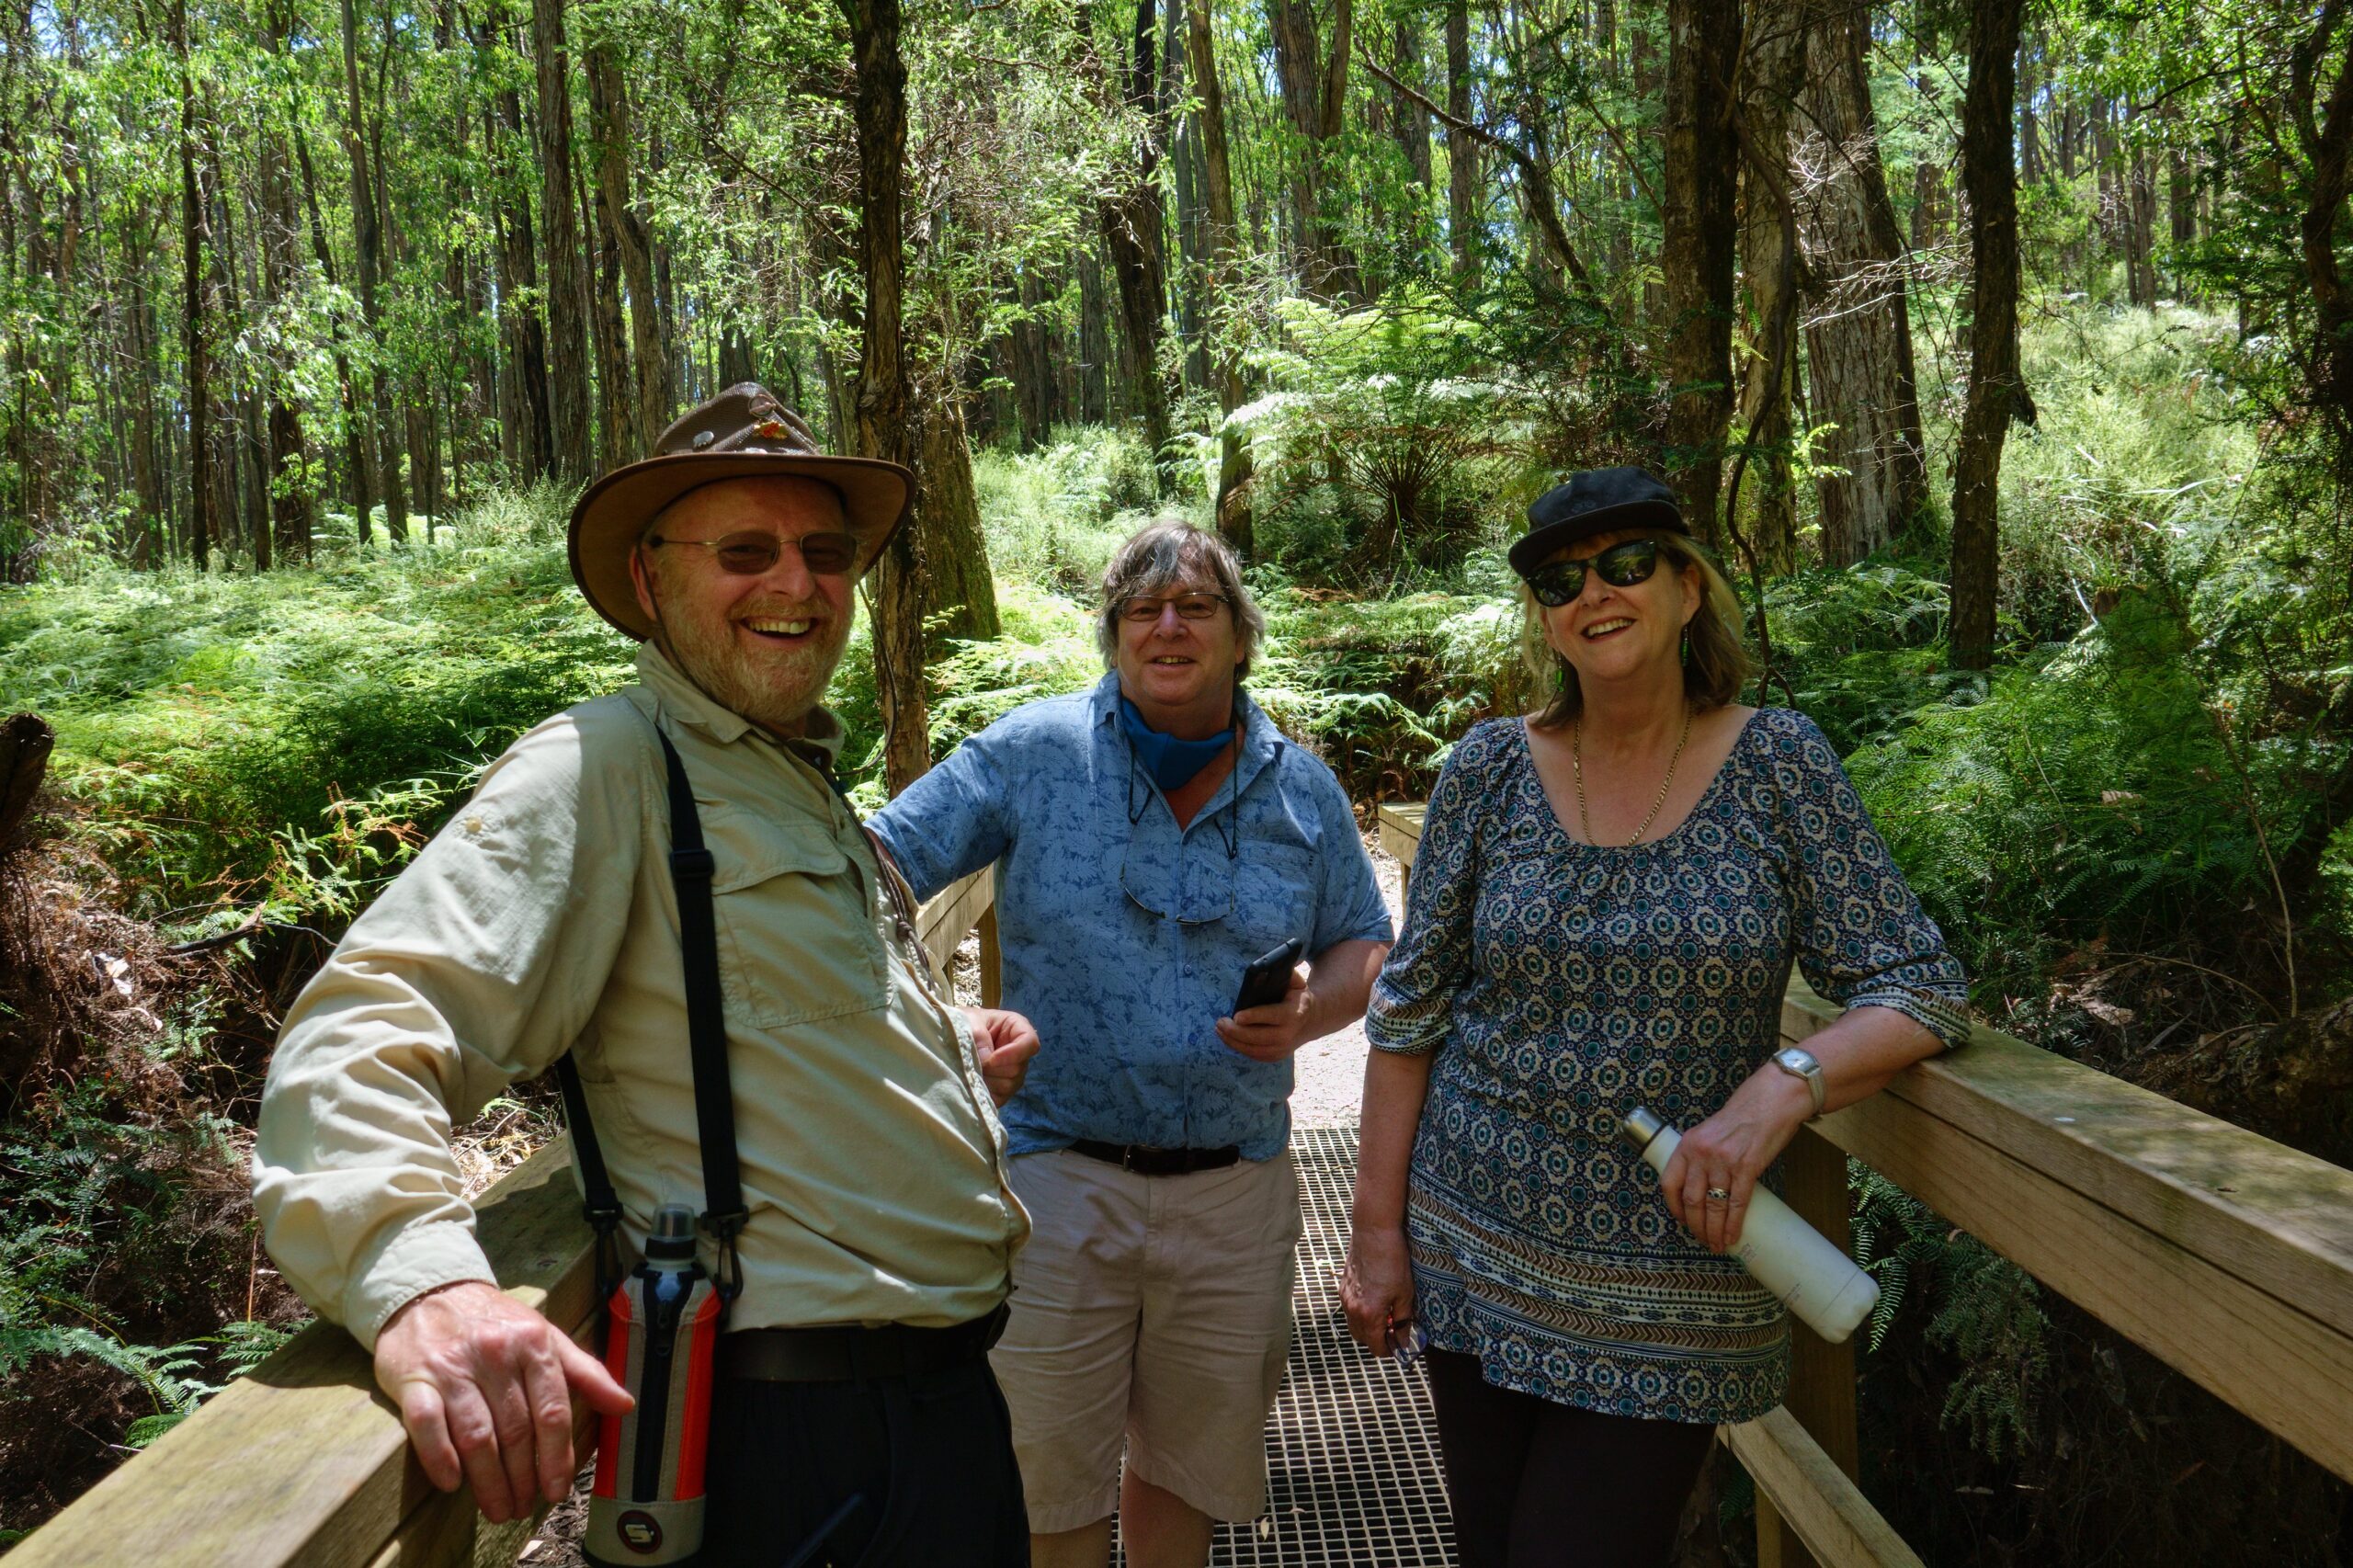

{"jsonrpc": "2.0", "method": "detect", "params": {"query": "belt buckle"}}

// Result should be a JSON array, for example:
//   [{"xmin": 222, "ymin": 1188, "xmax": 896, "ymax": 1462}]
[{"xmin": 1125, "ymin": 1143, "xmax": 1168, "ymax": 1173}]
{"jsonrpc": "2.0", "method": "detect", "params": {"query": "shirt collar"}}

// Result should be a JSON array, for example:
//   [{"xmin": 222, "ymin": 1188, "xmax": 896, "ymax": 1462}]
[{"xmin": 634, "ymin": 642, "xmax": 848, "ymax": 771}]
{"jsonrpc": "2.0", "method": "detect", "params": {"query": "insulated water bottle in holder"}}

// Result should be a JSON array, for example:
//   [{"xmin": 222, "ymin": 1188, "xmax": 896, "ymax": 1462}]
[
  {"xmin": 585, "ymin": 1205, "xmax": 724, "ymax": 1567},
  {"xmin": 1620, "ymin": 1106, "xmax": 1880, "ymax": 1344}
]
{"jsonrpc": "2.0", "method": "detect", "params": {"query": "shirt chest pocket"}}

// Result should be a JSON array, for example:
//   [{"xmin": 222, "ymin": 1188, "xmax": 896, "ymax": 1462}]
[
  {"xmin": 1230, "ymin": 841, "xmax": 1319, "ymax": 956},
  {"xmin": 706, "ymin": 815, "xmax": 891, "ymax": 1029}
]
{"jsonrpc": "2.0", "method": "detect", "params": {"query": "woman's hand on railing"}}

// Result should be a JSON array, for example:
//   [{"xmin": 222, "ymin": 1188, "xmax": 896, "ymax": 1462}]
[
  {"xmin": 960, "ymin": 1006, "xmax": 1040, "ymax": 1106},
  {"xmin": 373, "ymin": 1280, "xmax": 636, "ymax": 1525},
  {"xmin": 1340, "ymin": 1224, "xmax": 1418, "ymax": 1358}
]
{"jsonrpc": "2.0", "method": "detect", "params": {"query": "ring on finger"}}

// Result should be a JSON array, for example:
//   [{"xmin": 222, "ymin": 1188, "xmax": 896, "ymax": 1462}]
[{"xmin": 1705, "ymin": 1186, "xmax": 1733, "ymax": 1203}]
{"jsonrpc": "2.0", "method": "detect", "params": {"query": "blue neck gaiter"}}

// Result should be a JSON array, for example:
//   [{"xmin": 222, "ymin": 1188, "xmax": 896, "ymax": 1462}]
[{"xmin": 1119, "ymin": 696, "xmax": 1235, "ymax": 792}]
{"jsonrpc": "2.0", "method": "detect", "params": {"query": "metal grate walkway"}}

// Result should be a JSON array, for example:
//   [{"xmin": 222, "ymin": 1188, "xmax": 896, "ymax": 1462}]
[{"xmin": 1188, "ymin": 1124, "xmax": 1457, "ymax": 1566}]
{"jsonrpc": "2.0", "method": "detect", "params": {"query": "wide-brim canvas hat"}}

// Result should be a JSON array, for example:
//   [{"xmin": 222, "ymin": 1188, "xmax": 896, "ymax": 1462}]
[
  {"xmin": 568, "ymin": 381, "xmax": 915, "ymax": 641},
  {"xmin": 1506, "ymin": 466, "xmax": 1690, "ymax": 578}
]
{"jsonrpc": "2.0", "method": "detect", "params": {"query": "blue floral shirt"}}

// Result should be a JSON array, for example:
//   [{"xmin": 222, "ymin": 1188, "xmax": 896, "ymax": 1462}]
[
  {"xmin": 1368, "ymin": 709, "xmax": 1971, "ymax": 1423},
  {"xmin": 870, "ymin": 674, "xmax": 1393, "ymax": 1160}
]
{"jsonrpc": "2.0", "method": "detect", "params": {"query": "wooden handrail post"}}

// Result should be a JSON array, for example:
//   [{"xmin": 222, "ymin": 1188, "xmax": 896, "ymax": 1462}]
[
  {"xmin": 1759, "ymin": 1125, "xmax": 1862, "ymax": 1568},
  {"xmin": 979, "ymin": 903, "xmax": 1003, "ymax": 1008}
]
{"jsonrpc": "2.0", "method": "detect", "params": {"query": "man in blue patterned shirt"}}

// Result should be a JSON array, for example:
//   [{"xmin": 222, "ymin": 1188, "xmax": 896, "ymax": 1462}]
[{"xmin": 870, "ymin": 518, "xmax": 1392, "ymax": 1568}]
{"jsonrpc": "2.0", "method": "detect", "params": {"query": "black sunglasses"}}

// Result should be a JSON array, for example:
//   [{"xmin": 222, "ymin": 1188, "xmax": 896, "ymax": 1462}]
[{"xmin": 1525, "ymin": 539, "xmax": 1663, "ymax": 607}]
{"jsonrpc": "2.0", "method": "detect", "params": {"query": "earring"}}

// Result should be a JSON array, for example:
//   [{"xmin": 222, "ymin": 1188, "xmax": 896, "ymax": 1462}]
[{"xmin": 1680, "ymin": 629, "xmax": 1690, "ymax": 665}]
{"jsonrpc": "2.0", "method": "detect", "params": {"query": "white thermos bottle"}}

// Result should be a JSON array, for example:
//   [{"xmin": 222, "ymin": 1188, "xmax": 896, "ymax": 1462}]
[{"xmin": 1620, "ymin": 1106, "xmax": 1880, "ymax": 1344}]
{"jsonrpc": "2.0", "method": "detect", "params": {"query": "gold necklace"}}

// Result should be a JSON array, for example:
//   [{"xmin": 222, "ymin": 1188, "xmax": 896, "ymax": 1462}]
[{"xmin": 1574, "ymin": 707, "xmax": 1693, "ymax": 846}]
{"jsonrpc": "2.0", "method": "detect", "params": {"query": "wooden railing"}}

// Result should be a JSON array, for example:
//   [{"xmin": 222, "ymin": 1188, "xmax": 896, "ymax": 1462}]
[
  {"xmin": 23, "ymin": 807, "xmax": 2353, "ymax": 1568},
  {"xmin": 5, "ymin": 868, "xmax": 1002, "ymax": 1568},
  {"xmin": 1377, "ymin": 801, "xmax": 2353, "ymax": 1568}
]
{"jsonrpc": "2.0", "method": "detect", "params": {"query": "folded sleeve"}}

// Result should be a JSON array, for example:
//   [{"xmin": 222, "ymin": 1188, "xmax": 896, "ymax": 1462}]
[
  {"xmin": 866, "ymin": 728, "xmax": 1016, "ymax": 903},
  {"xmin": 251, "ymin": 707, "xmax": 647, "ymax": 1349},
  {"xmin": 1364, "ymin": 726, "xmax": 1495, "ymax": 1056},
  {"xmin": 1770, "ymin": 714, "xmax": 1972, "ymax": 1050}
]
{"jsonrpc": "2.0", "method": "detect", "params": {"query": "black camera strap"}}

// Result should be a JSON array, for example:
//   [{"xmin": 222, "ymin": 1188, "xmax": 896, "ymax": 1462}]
[{"xmin": 554, "ymin": 722, "xmax": 746, "ymax": 1307}]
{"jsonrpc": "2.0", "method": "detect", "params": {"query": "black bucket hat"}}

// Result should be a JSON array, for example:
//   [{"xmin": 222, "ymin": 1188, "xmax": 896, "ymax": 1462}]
[
  {"xmin": 1506, "ymin": 466, "xmax": 1689, "ymax": 578},
  {"xmin": 568, "ymin": 382, "xmax": 914, "ymax": 641}
]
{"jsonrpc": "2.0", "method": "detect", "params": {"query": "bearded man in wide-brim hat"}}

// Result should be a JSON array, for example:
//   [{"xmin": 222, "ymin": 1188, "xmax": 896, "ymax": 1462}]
[{"xmin": 254, "ymin": 385, "xmax": 1041, "ymax": 1566}]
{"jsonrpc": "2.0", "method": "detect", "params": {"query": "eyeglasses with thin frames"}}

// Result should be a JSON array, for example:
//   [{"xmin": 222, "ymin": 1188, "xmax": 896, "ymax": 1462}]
[{"xmin": 1117, "ymin": 590, "xmax": 1231, "ymax": 623}]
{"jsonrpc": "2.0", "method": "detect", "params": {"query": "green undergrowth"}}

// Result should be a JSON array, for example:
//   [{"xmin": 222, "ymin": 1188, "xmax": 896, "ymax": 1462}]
[{"xmin": 0, "ymin": 484, "xmax": 634, "ymax": 931}]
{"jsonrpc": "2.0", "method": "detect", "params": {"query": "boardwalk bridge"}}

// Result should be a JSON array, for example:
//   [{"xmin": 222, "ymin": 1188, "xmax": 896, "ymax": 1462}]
[{"xmin": 13, "ymin": 802, "xmax": 2353, "ymax": 1566}]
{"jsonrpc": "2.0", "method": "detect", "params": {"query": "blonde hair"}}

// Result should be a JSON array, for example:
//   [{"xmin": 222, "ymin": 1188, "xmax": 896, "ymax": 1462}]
[{"xmin": 1522, "ymin": 535, "xmax": 1750, "ymax": 727}]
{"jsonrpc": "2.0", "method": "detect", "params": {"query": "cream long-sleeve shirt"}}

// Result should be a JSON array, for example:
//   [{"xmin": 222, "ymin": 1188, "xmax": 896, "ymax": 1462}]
[{"xmin": 253, "ymin": 643, "xmax": 1027, "ymax": 1350}]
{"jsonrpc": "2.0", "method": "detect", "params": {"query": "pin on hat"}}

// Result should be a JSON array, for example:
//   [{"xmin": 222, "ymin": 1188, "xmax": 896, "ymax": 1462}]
[{"xmin": 567, "ymin": 383, "xmax": 914, "ymax": 640}]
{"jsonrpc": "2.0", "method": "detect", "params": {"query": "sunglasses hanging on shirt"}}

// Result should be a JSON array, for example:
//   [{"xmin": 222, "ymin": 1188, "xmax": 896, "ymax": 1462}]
[{"xmin": 1118, "ymin": 699, "xmax": 1242, "ymax": 926}]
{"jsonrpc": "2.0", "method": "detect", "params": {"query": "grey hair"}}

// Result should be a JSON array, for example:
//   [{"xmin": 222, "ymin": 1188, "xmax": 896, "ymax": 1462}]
[{"xmin": 1097, "ymin": 517, "xmax": 1267, "ymax": 678}]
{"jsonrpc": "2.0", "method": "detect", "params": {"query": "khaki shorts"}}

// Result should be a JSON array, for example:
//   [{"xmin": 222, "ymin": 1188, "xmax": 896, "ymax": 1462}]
[{"xmin": 991, "ymin": 1146, "xmax": 1302, "ymax": 1532}]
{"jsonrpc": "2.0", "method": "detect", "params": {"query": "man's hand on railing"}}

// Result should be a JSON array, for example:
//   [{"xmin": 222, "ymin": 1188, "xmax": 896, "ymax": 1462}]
[
  {"xmin": 374, "ymin": 1279, "xmax": 636, "ymax": 1525},
  {"xmin": 960, "ymin": 1006, "xmax": 1040, "ymax": 1106}
]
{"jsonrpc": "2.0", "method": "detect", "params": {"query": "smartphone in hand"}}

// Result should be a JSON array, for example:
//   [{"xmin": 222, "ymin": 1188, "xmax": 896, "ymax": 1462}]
[{"xmin": 1233, "ymin": 937, "xmax": 1306, "ymax": 1013}]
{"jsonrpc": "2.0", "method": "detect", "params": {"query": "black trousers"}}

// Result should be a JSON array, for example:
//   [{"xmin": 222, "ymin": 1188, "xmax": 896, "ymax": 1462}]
[
  {"xmin": 1426, "ymin": 1348, "xmax": 1717, "ymax": 1568},
  {"xmin": 699, "ymin": 1358, "xmax": 1030, "ymax": 1568}
]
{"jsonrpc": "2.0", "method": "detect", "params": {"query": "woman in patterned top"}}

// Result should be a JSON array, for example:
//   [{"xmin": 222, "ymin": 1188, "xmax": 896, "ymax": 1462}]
[{"xmin": 1341, "ymin": 468, "xmax": 1971, "ymax": 1568}]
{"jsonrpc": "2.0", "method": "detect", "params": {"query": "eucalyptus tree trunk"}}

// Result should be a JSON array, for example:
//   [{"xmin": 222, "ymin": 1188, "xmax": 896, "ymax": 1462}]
[
  {"xmin": 1659, "ymin": 0, "xmax": 1739, "ymax": 549},
  {"xmin": 589, "ymin": 175, "xmax": 632, "ymax": 468},
  {"xmin": 1390, "ymin": 19, "xmax": 1431, "ymax": 189},
  {"xmin": 1184, "ymin": 0, "xmax": 1254, "ymax": 552},
  {"xmin": 1949, "ymin": 0, "xmax": 2027, "ymax": 671},
  {"xmin": 1444, "ymin": 0, "xmax": 1478, "ymax": 283},
  {"xmin": 840, "ymin": 0, "xmax": 930, "ymax": 793},
  {"xmin": 589, "ymin": 36, "xmax": 668, "ymax": 450},
  {"xmin": 1078, "ymin": 247, "xmax": 1109, "ymax": 423},
  {"xmin": 1268, "ymin": 0, "xmax": 1359, "ymax": 300},
  {"xmin": 531, "ymin": 0, "xmax": 595, "ymax": 483},
  {"xmin": 917, "ymin": 396, "xmax": 999, "ymax": 642},
  {"xmin": 1800, "ymin": 0, "xmax": 1927, "ymax": 564},
  {"xmin": 1089, "ymin": 0, "xmax": 1175, "ymax": 492},
  {"xmin": 339, "ymin": 0, "xmax": 405, "ymax": 542},
  {"xmin": 293, "ymin": 124, "xmax": 375, "ymax": 537},
  {"xmin": 258, "ymin": 3, "xmax": 313, "ymax": 562},
  {"xmin": 172, "ymin": 0, "xmax": 211, "ymax": 570},
  {"xmin": 486, "ymin": 69, "xmax": 553, "ymax": 483},
  {"xmin": 1736, "ymin": 0, "xmax": 1807, "ymax": 574}
]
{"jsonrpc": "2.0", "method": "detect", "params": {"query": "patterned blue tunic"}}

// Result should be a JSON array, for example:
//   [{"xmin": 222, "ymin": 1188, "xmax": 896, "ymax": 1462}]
[{"xmin": 1365, "ymin": 709, "xmax": 1970, "ymax": 1424}]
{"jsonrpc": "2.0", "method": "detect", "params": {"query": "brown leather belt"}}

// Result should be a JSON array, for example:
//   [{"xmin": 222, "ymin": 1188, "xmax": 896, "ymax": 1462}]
[
  {"xmin": 720, "ymin": 1303, "xmax": 1008, "ymax": 1383},
  {"xmin": 1066, "ymin": 1139, "xmax": 1242, "ymax": 1176}
]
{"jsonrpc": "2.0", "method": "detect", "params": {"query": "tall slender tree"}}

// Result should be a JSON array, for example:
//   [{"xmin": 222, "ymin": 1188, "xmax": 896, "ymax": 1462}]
[
  {"xmin": 1800, "ymin": 0, "xmax": 1927, "ymax": 563},
  {"xmin": 1659, "ymin": 0, "xmax": 1740, "ymax": 545},
  {"xmin": 1267, "ymin": 0, "xmax": 1358, "ymax": 299},
  {"xmin": 840, "ymin": 0, "xmax": 930, "ymax": 792},
  {"xmin": 1950, "ymin": 0, "xmax": 2028, "ymax": 670},
  {"xmin": 1443, "ymin": 0, "xmax": 1478, "ymax": 282},
  {"xmin": 532, "ymin": 0, "xmax": 594, "ymax": 483},
  {"xmin": 1088, "ymin": 0, "xmax": 1176, "ymax": 490},
  {"xmin": 1185, "ymin": 0, "xmax": 1254, "ymax": 551},
  {"xmin": 172, "ymin": 0, "xmax": 212, "ymax": 569}
]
